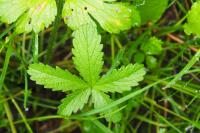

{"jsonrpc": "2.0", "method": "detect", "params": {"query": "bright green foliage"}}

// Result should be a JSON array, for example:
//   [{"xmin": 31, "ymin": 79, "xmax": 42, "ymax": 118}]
[
  {"xmin": 17, "ymin": 0, "xmax": 57, "ymax": 33},
  {"xmin": 0, "ymin": 0, "xmax": 57, "ymax": 33},
  {"xmin": 72, "ymin": 24, "xmax": 103, "ymax": 86},
  {"xmin": 28, "ymin": 63, "xmax": 88, "ymax": 92},
  {"xmin": 62, "ymin": 0, "xmax": 140, "ymax": 33},
  {"xmin": 58, "ymin": 89, "xmax": 91, "ymax": 116},
  {"xmin": 83, "ymin": 121, "xmax": 103, "ymax": 133},
  {"xmin": 134, "ymin": 52, "xmax": 145, "ymax": 63},
  {"xmin": 0, "ymin": 0, "xmax": 140, "ymax": 33},
  {"xmin": 95, "ymin": 64, "xmax": 146, "ymax": 93},
  {"xmin": 146, "ymin": 55, "xmax": 157, "ymax": 69},
  {"xmin": 184, "ymin": 1, "xmax": 200, "ymax": 38},
  {"xmin": 131, "ymin": 36, "xmax": 163, "ymax": 69},
  {"xmin": 136, "ymin": 0, "xmax": 168, "ymax": 24},
  {"xmin": 0, "ymin": 0, "xmax": 27, "ymax": 23},
  {"xmin": 16, "ymin": 0, "xmax": 57, "ymax": 33},
  {"xmin": 141, "ymin": 37, "xmax": 163, "ymax": 55},
  {"xmin": 28, "ymin": 24, "xmax": 146, "ymax": 121}
]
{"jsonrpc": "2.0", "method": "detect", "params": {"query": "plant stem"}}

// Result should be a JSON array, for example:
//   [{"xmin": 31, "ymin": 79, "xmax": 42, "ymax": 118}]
[
  {"xmin": 111, "ymin": 35, "xmax": 115, "ymax": 62},
  {"xmin": 114, "ymin": 36, "xmax": 123, "ymax": 49},
  {"xmin": 23, "ymin": 70, "xmax": 29, "ymax": 110},
  {"xmin": 0, "ymin": 22, "xmax": 16, "ymax": 40},
  {"xmin": 14, "ymin": 115, "xmax": 63, "ymax": 125},
  {"xmin": 4, "ymin": 85, "xmax": 33, "ymax": 133},
  {"xmin": 22, "ymin": 33, "xmax": 29, "ymax": 109},
  {"xmin": 11, "ymin": 98, "xmax": 33, "ymax": 133},
  {"xmin": 33, "ymin": 33, "xmax": 39, "ymax": 63},
  {"xmin": 45, "ymin": 0, "xmax": 65, "ymax": 63}
]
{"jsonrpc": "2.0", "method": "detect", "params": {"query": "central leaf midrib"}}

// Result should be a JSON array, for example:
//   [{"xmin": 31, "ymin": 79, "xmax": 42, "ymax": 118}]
[
  {"xmin": 83, "ymin": 29, "xmax": 93, "ymax": 87},
  {"xmin": 32, "ymin": 68, "xmax": 80, "ymax": 85}
]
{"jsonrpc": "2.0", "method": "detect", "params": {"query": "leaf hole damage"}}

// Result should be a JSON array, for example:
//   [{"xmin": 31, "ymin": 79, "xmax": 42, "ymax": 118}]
[
  {"xmin": 28, "ymin": 19, "xmax": 31, "ymax": 24},
  {"xmin": 115, "ymin": 8, "xmax": 120, "ymax": 13}
]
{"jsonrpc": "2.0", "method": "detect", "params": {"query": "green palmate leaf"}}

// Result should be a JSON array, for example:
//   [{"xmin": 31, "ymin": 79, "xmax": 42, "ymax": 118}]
[
  {"xmin": 72, "ymin": 24, "xmax": 103, "ymax": 86},
  {"xmin": 95, "ymin": 64, "xmax": 146, "ymax": 93},
  {"xmin": 58, "ymin": 89, "xmax": 91, "ymax": 116},
  {"xmin": 141, "ymin": 37, "xmax": 163, "ymax": 55},
  {"xmin": 28, "ymin": 63, "xmax": 88, "ymax": 92},
  {"xmin": 184, "ymin": 1, "xmax": 200, "ymax": 38},
  {"xmin": 135, "ymin": 0, "xmax": 168, "ymax": 24},
  {"xmin": 92, "ymin": 90, "xmax": 121, "ymax": 122},
  {"xmin": 0, "ymin": 0, "xmax": 57, "ymax": 33},
  {"xmin": 62, "ymin": 0, "xmax": 140, "ymax": 33},
  {"xmin": 27, "ymin": 23, "xmax": 146, "ymax": 120}
]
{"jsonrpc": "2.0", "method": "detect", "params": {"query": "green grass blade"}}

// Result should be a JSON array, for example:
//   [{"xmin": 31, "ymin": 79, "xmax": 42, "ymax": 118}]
[
  {"xmin": 92, "ymin": 120, "xmax": 113, "ymax": 133},
  {"xmin": 164, "ymin": 49, "xmax": 200, "ymax": 89},
  {"xmin": 0, "ymin": 37, "xmax": 15, "ymax": 90},
  {"xmin": 78, "ymin": 77, "xmax": 172, "ymax": 117}
]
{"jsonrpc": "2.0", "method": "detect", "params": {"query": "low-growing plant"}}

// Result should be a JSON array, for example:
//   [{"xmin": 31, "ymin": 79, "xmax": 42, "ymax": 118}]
[
  {"xmin": 0, "ymin": 0, "xmax": 200, "ymax": 132},
  {"xmin": 134, "ymin": 36, "xmax": 163, "ymax": 69},
  {"xmin": 27, "ymin": 24, "xmax": 146, "ymax": 122}
]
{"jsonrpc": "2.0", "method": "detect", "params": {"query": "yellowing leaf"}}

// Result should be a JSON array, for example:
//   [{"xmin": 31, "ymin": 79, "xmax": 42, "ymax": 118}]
[
  {"xmin": 62, "ymin": 0, "xmax": 140, "ymax": 33},
  {"xmin": 0, "ymin": 0, "xmax": 28, "ymax": 23},
  {"xmin": 0, "ymin": 0, "xmax": 57, "ymax": 33},
  {"xmin": 62, "ymin": 0, "xmax": 95, "ymax": 30},
  {"xmin": 16, "ymin": 0, "xmax": 57, "ymax": 33}
]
